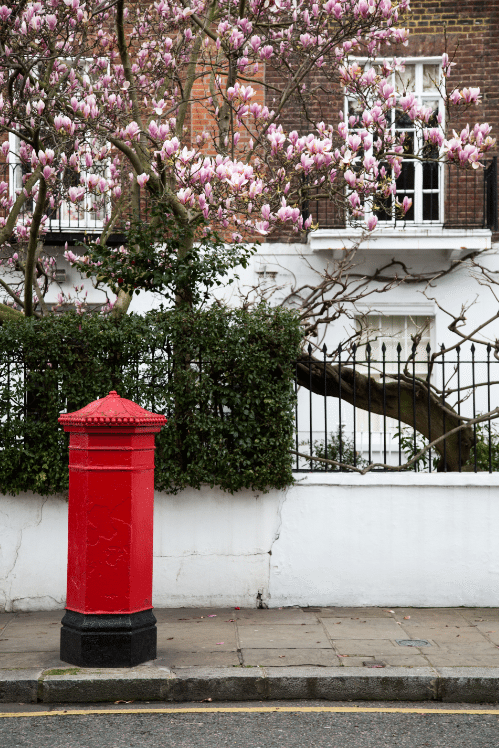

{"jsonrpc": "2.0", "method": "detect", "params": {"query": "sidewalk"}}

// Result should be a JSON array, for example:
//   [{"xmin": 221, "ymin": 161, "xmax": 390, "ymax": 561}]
[{"xmin": 2, "ymin": 607, "xmax": 499, "ymax": 704}]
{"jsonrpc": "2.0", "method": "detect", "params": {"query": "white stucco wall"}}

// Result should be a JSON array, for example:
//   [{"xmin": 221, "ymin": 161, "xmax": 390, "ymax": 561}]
[{"xmin": 1, "ymin": 473, "xmax": 499, "ymax": 612}]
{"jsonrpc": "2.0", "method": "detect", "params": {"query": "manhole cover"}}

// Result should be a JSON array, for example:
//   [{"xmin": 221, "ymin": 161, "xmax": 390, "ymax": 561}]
[{"xmin": 396, "ymin": 639, "xmax": 430, "ymax": 647}]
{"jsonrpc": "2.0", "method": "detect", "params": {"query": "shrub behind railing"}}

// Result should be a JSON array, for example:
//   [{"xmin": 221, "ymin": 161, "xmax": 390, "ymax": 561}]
[{"xmin": 0, "ymin": 306, "xmax": 302, "ymax": 495}]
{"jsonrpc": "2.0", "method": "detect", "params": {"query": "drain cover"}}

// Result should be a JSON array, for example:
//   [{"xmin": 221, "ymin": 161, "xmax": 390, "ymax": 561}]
[{"xmin": 396, "ymin": 639, "xmax": 430, "ymax": 647}]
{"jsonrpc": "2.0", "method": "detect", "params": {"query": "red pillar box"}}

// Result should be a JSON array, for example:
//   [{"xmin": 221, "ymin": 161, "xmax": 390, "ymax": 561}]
[{"xmin": 58, "ymin": 391, "xmax": 166, "ymax": 667}]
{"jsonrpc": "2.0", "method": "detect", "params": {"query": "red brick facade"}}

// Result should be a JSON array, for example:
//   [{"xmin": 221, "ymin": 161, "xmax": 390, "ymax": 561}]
[{"xmin": 264, "ymin": 0, "xmax": 499, "ymax": 243}]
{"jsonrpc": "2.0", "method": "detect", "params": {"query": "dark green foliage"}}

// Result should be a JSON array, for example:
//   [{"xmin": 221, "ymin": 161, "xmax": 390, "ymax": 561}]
[
  {"xmin": 468, "ymin": 422, "xmax": 499, "ymax": 471},
  {"xmin": 303, "ymin": 426, "xmax": 368, "ymax": 471},
  {"xmin": 396, "ymin": 421, "xmax": 499, "ymax": 472},
  {"xmin": 0, "ymin": 306, "xmax": 301, "ymax": 495},
  {"xmin": 76, "ymin": 204, "xmax": 257, "ymax": 304}
]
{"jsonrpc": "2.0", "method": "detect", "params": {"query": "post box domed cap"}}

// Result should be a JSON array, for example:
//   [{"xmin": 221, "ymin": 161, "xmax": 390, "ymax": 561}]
[{"xmin": 58, "ymin": 390, "xmax": 167, "ymax": 427}]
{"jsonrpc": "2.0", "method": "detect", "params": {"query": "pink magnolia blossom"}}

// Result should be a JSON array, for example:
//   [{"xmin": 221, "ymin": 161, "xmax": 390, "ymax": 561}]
[
  {"xmin": 401, "ymin": 196, "xmax": 412, "ymax": 214},
  {"xmin": 0, "ymin": 0, "xmax": 493, "ymax": 310},
  {"xmin": 68, "ymin": 186, "xmax": 85, "ymax": 202}
]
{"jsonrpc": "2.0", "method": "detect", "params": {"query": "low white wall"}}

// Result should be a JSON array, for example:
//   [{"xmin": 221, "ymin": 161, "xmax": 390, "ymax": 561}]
[{"xmin": 1, "ymin": 473, "xmax": 499, "ymax": 611}]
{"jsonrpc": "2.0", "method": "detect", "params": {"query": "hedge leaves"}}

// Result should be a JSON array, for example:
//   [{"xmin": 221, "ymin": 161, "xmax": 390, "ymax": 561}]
[{"xmin": 0, "ymin": 306, "xmax": 301, "ymax": 495}]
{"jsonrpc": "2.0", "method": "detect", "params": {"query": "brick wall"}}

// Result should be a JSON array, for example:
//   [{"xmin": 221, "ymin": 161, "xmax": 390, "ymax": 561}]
[{"xmin": 264, "ymin": 0, "xmax": 499, "ymax": 242}]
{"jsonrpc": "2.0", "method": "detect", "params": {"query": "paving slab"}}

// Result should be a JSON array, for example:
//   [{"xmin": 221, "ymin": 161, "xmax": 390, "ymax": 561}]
[
  {"xmin": 240, "ymin": 648, "xmax": 341, "ymax": 667},
  {"xmin": 153, "ymin": 608, "xmax": 235, "ymax": 620},
  {"xmin": 237, "ymin": 624, "xmax": 330, "ymax": 649},
  {"xmin": 156, "ymin": 621, "xmax": 238, "ymax": 652},
  {"xmin": 156, "ymin": 651, "xmax": 240, "ymax": 668},
  {"xmin": 427, "ymin": 641, "xmax": 499, "ymax": 654},
  {"xmin": 0, "ymin": 614, "xmax": 16, "ymax": 633},
  {"xmin": 341, "ymin": 654, "xmax": 430, "ymax": 668},
  {"xmin": 400, "ymin": 624, "xmax": 487, "ymax": 642},
  {"xmin": 322, "ymin": 617, "xmax": 404, "ymax": 639},
  {"xmin": 426, "ymin": 653, "xmax": 499, "ymax": 667},
  {"xmin": 332, "ymin": 639, "xmax": 400, "ymax": 656},
  {"xmin": 235, "ymin": 609, "xmax": 318, "ymax": 624},
  {"xmin": 458, "ymin": 609, "xmax": 499, "ymax": 622},
  {"xmin": 0, "ymin": 630, "xmax": 60, "ymax": 653},
  {"xmin": 317, "ymin": 608, "xmax": 395, "ymax": 618},
  {"xmin": 392, "ymin": 608, "xmax": 471, "ymax": 623},
  {"xmin": 474, "ymin": 622, "xmax": 499, "ymax": 644},
  {"xmin": 0, "ymin": 612, "xmax": 61, "ymax": 653},
  {"xmin": 0, "ymin": 652, "xmax": 64, "ymax": 669}
]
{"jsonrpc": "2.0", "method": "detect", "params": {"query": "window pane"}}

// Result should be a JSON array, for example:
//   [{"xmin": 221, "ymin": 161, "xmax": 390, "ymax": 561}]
[
  {"xmin": 423, "ymin": 99, "xmax": 439, "ymax": 126},
  {"xmin": 363, "ymin": 314, "xmax": 432, "ymax": 363},
  {"xmin": 423, "ymin": 162, "xmax": 439, "ymax": 190},
  {"xmin": 422, "ymin": 141, "xmax": 439, "ymax": 161},
  {"xmin": 397, "ymin": 130, "xmax": 414, "ymax": 154},
  {"xmin": 396, "ymin": 161, "xmax": 415, "ymax": 191},
  {"xmin": 373, "ymin": 196, "xmax": 392, "ymax": 222},
  {"xmin": 423, "ymin": 192, "xmax": 439, "ymax": 222},
  {"xmin": 397, "ymin": 193, "xmax": 415, "ymax": 221},
  {"xmin": 423, "ymin": 64, "xmax": 440, "ymax": 92},
  {"xmin": 395, "ymin": 108, "xmax": 413, "ymax": 128},
  {"xmin": 347, "ymin": 98, "xmax": 363, "ymax": 122},
  {"xmin": 395, "ymin": 64, "xmax": 415, "ymax": 93}
]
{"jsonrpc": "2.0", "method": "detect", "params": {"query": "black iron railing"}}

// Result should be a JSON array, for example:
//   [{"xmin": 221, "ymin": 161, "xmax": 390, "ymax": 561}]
[
  {"xmin": 294, "ymin": 342, "xmax": 499, "ymax": 473},
  {"xmin": 304, "ymin": 158, "xmax": 498, "ymax": 232},
  {"xmin": 0, "ymin": 162, "xmax": 108, "ymax": 233}
]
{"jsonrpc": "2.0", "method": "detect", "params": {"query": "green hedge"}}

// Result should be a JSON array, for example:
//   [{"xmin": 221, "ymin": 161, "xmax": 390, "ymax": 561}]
[{"xmin": 0, "ymin": 306, "xmax": 302, "ymax": 495}]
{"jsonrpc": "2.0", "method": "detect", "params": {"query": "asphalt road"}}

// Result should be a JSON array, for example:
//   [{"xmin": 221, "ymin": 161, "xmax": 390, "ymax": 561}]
[{"xmin": 1, "ymin": 702, "xmax": 499, "ymax": 748}]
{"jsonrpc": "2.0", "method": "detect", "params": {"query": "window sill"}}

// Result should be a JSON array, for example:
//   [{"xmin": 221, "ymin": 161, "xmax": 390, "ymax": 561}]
[{"xmin": 308, "ymin": 226, "xmax": 492, "ymax": 260}]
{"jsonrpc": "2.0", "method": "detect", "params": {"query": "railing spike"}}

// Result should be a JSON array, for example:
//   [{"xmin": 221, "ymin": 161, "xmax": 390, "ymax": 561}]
[
  {"xmin": 308, "ymin": 343, "xmax": 312, "ymax": 354},
  {"xmin": 381, "ymin": 342, "xmax": 386, "ymax": 353},
  {"xmin": 426, "ymin": 342, "xmax": 431, "ymax": 353},
  {"xmin": 487, "ymin": 342, "xmax": 492, "ymax": 354},
  {"xmin": 471, "ymin": 343, "xmax": 476, "ymax": 354},
  {"xmin": 396, "ymin": 342, "xmax": 402, "ymax": 353},
  {"xmin": 322, "ymin": 344, "xmax": 327, "ymax": 353}
]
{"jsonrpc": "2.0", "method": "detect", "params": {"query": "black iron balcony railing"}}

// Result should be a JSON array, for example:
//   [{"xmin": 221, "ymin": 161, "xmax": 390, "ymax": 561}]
[
  {"xmin": 303, "ymin": 157, "xmax": 498, "ymax": 232},
  {"xmin": 0, "ymin": 161, "xmax": 106, "ymax": 233},
  {"xmin": 1, "ymin": 155, "xmax": 497, "ymax": 235}
]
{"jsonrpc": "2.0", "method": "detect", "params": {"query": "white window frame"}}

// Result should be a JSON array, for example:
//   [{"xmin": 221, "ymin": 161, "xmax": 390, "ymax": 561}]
[
  {"xmin": 358, "ymin": 312, "xmax": 435, "ymax": 369},
  {"xmin": 354, "ymin": 311, "xmax": 435, "ymax": 435},
  {"xmin": 8, "ymin": 58, "xmax": 108, "ymax": 233},
  {"xmin": 345, "ymin": 57, "xmax": 444, "ymax": 227}
]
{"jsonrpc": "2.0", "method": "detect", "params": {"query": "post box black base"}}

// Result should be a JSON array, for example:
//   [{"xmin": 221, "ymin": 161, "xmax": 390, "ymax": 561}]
[{"xmin": 60, "ymin": 609, "xmax": 157, "ymax": 667}]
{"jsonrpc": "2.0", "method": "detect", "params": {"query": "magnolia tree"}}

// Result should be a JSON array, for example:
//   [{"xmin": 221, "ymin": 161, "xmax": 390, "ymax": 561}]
[{"xmin": 0, "ymin": 0, "xmax": 496, "ymax": 469}]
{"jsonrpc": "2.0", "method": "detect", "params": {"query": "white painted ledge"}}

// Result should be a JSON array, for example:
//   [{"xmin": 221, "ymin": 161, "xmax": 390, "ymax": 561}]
[
  {"xmin": 308, "ymin": 227, "xmax": 492, "ymax": 259},
  {"xmin": 292, "ymin": 471, "xmax": 499, "ymax": 487}
]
